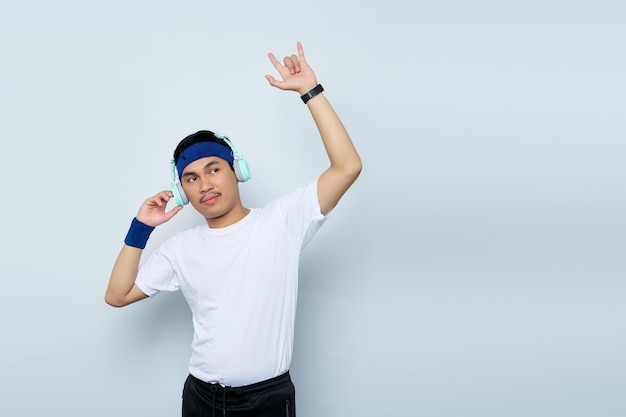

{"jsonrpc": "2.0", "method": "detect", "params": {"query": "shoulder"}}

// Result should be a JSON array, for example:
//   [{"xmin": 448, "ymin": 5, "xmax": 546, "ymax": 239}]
[
  {"xmin": 257, "ymin": 180, "xmax": 327, "ymax": 230},
  {"xmin": 265, "ymin": 180, "xmax": 318, "ymax": 210}
]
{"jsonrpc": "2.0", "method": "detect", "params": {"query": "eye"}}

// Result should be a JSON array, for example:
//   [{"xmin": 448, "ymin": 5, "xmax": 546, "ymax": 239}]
[{"xmin": 186, "ymin": 176, "xmax": 198, "ymax": 183}]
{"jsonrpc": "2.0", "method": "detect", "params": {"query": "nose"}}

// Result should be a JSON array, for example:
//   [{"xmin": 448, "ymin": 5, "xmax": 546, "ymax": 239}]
[{"xmin": 199, "ymin": 176, "xmax": 213, "ymax": 193}]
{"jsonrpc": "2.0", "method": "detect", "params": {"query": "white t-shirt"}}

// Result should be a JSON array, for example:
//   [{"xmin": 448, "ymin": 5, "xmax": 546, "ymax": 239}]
[{"xmin": 135, "ymin": 180, "xmax": 328, "ymax": 387}]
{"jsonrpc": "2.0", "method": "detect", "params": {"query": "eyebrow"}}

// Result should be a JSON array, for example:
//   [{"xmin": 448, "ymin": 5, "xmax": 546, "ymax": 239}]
[{"xmin": 181, "ymin": 160, "xmax": 220, "ymax": 178}]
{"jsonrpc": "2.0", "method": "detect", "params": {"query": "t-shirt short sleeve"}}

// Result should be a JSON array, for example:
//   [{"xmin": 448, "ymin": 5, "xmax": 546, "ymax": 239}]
[{"xmin": 135, "ymin": 242, "xmax": 181, "ymax": 297}]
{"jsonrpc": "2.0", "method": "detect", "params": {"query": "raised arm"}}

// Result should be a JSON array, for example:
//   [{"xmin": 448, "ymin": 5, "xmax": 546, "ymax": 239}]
[
  {"xmin": 105, "ymin": 190, "xmax": 182, "ymax": 307},
  {"xmin": 265, "ymin": 42, "xmax": 362, "ymax": 215}
]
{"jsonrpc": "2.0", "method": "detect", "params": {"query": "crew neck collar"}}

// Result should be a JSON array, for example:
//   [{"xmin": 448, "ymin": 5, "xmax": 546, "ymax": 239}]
[{"xmin": 204, "ymin": 208, "xmax": 256, "ymax": 235}]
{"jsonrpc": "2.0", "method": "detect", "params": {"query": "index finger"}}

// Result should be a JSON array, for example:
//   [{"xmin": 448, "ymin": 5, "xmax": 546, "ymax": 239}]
[{"xmin": 148, "ymin": 191, "xmax": 172, "ymax": 206}]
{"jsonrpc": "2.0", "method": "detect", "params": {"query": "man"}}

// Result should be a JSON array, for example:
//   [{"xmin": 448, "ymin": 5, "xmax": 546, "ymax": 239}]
[{"xmin": 105, "ymin": 42, "xmax": 361, "ymax": 416}]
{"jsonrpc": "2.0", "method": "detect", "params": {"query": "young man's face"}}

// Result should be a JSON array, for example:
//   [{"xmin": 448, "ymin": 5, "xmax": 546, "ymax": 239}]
[{"xmin": 180, "ymin": 156, "xmax": 246, "ymax": 227}]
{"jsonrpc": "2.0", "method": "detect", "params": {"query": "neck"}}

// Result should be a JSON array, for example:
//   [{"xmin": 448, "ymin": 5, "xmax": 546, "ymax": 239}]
[{"xmin": 205, "ymin": 206, "xmax": 250, "ymax": 229}]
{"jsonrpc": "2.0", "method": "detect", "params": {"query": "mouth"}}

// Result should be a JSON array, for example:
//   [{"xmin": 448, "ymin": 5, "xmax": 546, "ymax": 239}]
[{"xmin": 200, "ymin": 192, "xmax": 221, "ymax": 205}]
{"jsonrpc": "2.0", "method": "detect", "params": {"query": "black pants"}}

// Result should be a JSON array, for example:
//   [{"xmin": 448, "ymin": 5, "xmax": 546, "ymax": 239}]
[{"xmin": 182, "ymin": 372, "xmax": 296, "ymax": 417}]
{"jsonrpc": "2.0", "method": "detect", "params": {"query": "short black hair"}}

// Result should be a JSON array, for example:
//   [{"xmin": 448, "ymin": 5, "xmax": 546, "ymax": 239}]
[{"xmin": 173, "ymin": 130, "xmax": 233, "ymax": 164}]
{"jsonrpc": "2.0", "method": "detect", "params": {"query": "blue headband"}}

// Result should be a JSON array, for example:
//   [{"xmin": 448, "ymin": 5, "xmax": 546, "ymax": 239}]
[{"xmin": 175, "ymin": 141, "xmax": 234, "ymax": 180}]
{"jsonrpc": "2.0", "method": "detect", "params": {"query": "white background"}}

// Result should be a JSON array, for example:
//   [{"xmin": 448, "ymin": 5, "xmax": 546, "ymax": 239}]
[{"xmin": 1, "ymin": 1, "xmax": 624, "ymax": 416}]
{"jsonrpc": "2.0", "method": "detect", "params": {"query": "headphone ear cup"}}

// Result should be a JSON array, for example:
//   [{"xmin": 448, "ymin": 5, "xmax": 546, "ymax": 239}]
[
  {"xmin": 221, "ymin": 136, "xmax": 251, "ymax": 182},
  {"xmin": 170, "ymin": 159, "xmax": 188, "ymax": 206},
  {"xmin": 172, "ymin": 182, "xmax": 189, "ymax": 206},
  {"xmin": 234, "ymin": 156, "xmax": 251, "ymax": 182}
]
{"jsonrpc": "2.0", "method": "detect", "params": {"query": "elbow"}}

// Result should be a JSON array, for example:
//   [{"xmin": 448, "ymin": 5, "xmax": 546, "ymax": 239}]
[
  {"xmin": 337, "ymin": 159, "xmax": 362, "ymax": 189},
  {"xmin": 347, "ymin": 157, "xmax": 363, "ymax": 183},
  {"xmin": 104, "ymin": 292, "xmax": 126, "ymax": 308},
  {"xmin": 104, "ymin": 296, "xmax": 121, "ymax": 308},
  {"xmin": 354, "ymin": 158, "xmax": 363, "ymax": 178}
]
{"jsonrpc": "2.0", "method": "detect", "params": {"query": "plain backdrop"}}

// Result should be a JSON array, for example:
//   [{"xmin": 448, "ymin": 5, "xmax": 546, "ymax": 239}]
[{"xmin": 1, "ymin": 1, "xmax": 624, "ymax": 416}]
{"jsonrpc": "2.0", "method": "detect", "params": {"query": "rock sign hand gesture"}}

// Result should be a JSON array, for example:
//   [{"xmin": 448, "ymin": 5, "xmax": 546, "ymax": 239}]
[{"xmin": 265, "ymin": 42, "xmax": 319, "ymax": 96}]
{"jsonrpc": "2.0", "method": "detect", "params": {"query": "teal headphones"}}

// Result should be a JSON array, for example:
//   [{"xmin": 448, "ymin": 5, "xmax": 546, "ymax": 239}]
[
  {"xmin": 223, "ymin": 137, "xmax": 252, "ymax": 184},
  {"xmin": 170, "ymin": 137, "xmax": 251, "ymax": 206},
  {"xmin": 170, "ymin": 162, "xmax": 189, "ymax": 206}
]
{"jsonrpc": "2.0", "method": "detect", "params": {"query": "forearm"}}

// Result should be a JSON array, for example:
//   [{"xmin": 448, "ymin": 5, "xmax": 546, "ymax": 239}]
[
  {"xmin": 305, "ymin": 91, "xmax": 362, "ymax": 214},
  {"xmin": 105, "ymin": 245, "xmax": 144, "ymax": 307},
  {"xmin": 307, "ymin": 92, "xmax": 362, "ymax": 177}
]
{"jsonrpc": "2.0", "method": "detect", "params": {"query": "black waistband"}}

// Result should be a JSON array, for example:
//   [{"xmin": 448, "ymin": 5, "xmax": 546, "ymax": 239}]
[
  {"xmin": 189, "ymin": 371, "xmax": 291, "ymax": 396},
  {"xmin": 185, "ymin": 372, "xmax": 294, "ymax": 417}
]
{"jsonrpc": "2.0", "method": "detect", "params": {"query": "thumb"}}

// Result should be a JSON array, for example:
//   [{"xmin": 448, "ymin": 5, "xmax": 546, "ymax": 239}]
[
  {"xmin": 164, "ymin": 205, "xmax": 184, "ymax": 221},
  {"xmin": 265, "ymin": 75, "xmax": 284, "ymax": 89}
]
